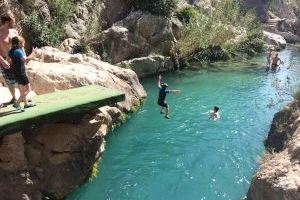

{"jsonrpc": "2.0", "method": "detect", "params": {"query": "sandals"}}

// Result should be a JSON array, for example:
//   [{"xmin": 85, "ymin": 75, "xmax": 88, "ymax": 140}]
[
  {"xmin": 13, "ymin": 104, "xmax": 25, "ymax": 112},
  {"xmin": 24, "ymin": 103, "xmax": 36, "ymax": 109}
]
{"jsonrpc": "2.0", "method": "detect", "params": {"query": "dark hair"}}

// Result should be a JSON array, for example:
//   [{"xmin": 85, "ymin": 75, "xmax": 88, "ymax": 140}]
[
  {"xmin": 214, "ymin": 106, "xmax": 219, "ymax": 112},
  {"xmin": 161, "ymin": 83, "xmax": 168, "ymax": 89},
  {"xmin": 11, "ymin": 36, "xmax": 25, "ymax": 48},
  {"xmin": 1, "ymin": 14, "xmax": 14, "ymax": 25}
]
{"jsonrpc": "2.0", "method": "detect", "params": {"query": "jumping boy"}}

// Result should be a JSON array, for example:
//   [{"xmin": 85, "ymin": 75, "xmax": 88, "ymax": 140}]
[{"xmin": 157, "ymin": 75, "xmax": 180, "ymax": 119}]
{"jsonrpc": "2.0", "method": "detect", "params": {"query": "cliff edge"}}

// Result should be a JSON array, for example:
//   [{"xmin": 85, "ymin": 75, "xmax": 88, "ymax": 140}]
[{"xmin": 247, "ymin": 102, "xmax": 300, "ymax": 200}]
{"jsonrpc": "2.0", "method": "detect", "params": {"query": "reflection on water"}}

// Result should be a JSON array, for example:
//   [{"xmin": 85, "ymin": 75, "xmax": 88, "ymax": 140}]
[{"xmin": 67, "ymin": 48, "xmax": 300, "ymax": 200}]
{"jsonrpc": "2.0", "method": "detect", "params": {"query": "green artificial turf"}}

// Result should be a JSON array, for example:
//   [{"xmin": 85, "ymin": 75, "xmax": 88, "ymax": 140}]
[{"xmin": 0, "ymin": 85, "xmax": 125, "ymax": 136}]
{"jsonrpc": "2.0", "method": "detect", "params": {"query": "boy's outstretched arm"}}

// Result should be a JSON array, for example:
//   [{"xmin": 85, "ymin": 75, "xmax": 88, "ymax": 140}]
[
  {"xmin": 158, "ymin": 74, "xmax": 162, "ymax": 88},
  {"xmin": 169, "ymin": 89, "xmax": 181, "ymax": 93}
]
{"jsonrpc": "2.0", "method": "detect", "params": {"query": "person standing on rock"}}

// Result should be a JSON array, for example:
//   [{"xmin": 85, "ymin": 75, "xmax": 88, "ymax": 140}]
[
  {"xmin": 157, "ymin": 74, "xmax": 180, "ymax": 119},
  {"xmin": 9, "ymin": 36, "xmax": 36, "ymax": 112},
  {"xmin": 0, "ymin": 13, "xmax": 19, "ymax": 104}
]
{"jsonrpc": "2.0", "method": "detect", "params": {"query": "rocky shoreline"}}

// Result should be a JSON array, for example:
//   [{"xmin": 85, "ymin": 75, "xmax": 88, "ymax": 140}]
[
  {"xmin": 0, "ymin": 0, "xmax": 300, "ymax": 199},
  {"xmin": 247, "ymin": 101, "xmax": 300, "ymax": 200}
]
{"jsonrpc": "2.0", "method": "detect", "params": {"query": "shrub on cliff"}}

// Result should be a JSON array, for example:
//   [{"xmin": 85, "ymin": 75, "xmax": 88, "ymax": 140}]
[
  {"xmin": 177, "ymin": 0, "xmax": 263, "ymax": 62},
  {"xmin": 22, "ymin": 0, "xmax": 75, "ymax": 47},
  {"xmin": 133, "ymin": 0, "xmax": 177, "ymax": 17}
]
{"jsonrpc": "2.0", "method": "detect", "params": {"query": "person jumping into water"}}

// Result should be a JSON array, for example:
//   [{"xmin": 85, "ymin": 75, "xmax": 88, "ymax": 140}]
[{"xmin": 157, "ymin": 74, "xmax": 180, "ymax": 119}]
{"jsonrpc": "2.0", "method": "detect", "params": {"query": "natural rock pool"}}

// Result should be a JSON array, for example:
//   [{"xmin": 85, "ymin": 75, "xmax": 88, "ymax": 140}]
[{"xmin": 67, "ymin": 48, "xmax": 300, "ymax": 200}]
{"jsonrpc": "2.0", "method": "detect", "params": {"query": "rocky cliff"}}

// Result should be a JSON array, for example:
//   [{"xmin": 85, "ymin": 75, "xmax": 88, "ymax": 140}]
[
  {"xmin": 247, "ymin": 102, "xmax": 300, "ymax": 200},
  {"xmin": 0, "ymin": 47, "xmax": 146, "ymax": 200}
]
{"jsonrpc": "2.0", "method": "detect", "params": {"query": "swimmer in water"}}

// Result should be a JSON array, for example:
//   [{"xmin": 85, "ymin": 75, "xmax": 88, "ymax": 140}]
[{"xmin": 203, "ymin": 106, "xmax": 220, "ymax": 121}]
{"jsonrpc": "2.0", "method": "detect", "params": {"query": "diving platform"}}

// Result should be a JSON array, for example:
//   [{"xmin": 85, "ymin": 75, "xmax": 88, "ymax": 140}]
[{"xmin": 0, "ymin": 85, "xmax": 125, "ymax": 136}]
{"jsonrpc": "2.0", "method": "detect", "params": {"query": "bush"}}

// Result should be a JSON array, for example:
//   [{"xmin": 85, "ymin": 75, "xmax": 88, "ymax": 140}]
[
  {"xmin": 22, "ymin": 0, "xmax": 75, "ymax": 47},
  {"xmin": 133, "ymin": 0, "xmax": 177, "ymax": 17},
  {"xmin": 177, "ymin": 6, "xmax": 198, "ymax": 23},
  {"xmin": 177, "ymin": 0, "xmax": 263, "ymax": 62}
]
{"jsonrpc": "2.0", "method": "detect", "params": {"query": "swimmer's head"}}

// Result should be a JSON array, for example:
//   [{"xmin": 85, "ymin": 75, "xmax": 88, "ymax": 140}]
[
  {"xmin": 213, "ymin": 106, "xmax": 219, "ymax": 112},
  {"xmin": 161, "ymin": 83, "xmax": 168, "ymax": 89}
]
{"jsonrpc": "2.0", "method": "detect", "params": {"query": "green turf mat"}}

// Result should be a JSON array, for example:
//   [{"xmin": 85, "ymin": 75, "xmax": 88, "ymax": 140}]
[{"xmin": 0, "ymin": 85, "xmax": 125, "ymax": 136}]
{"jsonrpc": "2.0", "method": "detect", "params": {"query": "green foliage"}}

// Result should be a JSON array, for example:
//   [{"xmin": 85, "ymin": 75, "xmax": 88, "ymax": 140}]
[
  {"xmin": 177, "ymin": 0, "xmax": 263, "ymax": 63},
  {"xmin": 22, "ymin": 0, "xmax": 76, "ymax": 47},
  {"xmin": 177, "ymin": 6, "xmax": 198, "ymax": 23},
  {"xmin": 134, "ymin": 0, "xmax": 177, "ymax": 17},
  {"xmin": 89, "ymin": 161, "xmax": 99, "ymax": 182}
]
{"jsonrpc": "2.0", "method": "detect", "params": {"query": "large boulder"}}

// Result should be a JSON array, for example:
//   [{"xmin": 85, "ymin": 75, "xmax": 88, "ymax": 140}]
[
  {"xmin": 276, "ymin": 31, "xmax": 300, "ymax": 44},
  {"xmin": 23, "ymin": 47, "xmax": 146, "ymax": 111},
  {"xmin": 102, "ymin": 11, "xmax": 176, "ymax": 64},
  {"xmin": 116, "ymin": 55, "xmax": 173, "ymax": 78},
  {"xmin": 263, "ymin": 31, "xmax": 287, "ymax": 50}
]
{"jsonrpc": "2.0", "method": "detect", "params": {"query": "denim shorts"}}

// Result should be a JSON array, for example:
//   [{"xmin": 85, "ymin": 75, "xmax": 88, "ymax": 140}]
[{"xmin": 1, "ymin": 67, "xmax": 17, "ymax": 85}]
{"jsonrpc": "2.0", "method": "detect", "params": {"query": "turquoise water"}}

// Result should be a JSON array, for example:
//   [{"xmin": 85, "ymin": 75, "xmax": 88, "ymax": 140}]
[{"xmin": 68, "ymin": 49, "xmax": 300, "ymax": 200}]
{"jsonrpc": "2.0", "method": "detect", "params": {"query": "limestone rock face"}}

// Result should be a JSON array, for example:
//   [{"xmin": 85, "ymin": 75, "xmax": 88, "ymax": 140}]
[
  {"xmin": 247, "ymin": 102, "xmax": 300, "ymax": 200},
  {"xmin": 242, "ymin": 0, "xmax": 268, "ymax": 21},
  {"xmin": 117, "ymin": 55, "xmax": 173, "ymax": 78},
  {"xmin": 103, "ymin": 11, "xmax": 176, "ymax": 64},
  {"xmin": 276, "ymin": 31, "xmax": 300, "ymax": 44},
  {"xmin": 64, "ymin": 0, "xmax": 99, "ymax": 39},
  {"xmin": 269, "ymin": 0, "xmax": 298, "ymax": 20},
  {"xmin": 23, "ymin": 47, "xmax": 146, "ymax": 111},
  {"xmin": 22, "ymin": 112, "xmax": 105, "ymax": 199},
  {"xmin": 100, "ymin": 0, "xmax": 134, "ymax": 29},
  {"xmin": 0, "ymin": 47, "xmax": 146, "ymax": 199},
  {"xmin": 263, "ymin": 31, "xmax": 287, "ymax": 50}
]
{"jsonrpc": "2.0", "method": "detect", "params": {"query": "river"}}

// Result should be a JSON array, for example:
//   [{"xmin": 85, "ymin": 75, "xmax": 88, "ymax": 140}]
[{"xmin": 67, "ymin": 48, "xmax": 300, "ymax": 200}]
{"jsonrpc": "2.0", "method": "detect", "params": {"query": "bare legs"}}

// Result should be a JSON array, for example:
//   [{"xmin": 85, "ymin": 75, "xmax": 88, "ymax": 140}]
[
  {"xmin": 160, "ymin": 106, "xmax": 170, "ymax": 119},
  {"xmin": 7, "ymin": 84, "xmax": 16, "ymax": 101},
  {"xmin": 13, "ymin": 84, "xmax": 30, "ymax": 111}
]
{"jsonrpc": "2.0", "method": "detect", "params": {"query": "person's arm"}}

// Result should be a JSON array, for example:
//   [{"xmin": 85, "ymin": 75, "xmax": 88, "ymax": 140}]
[
  {"xmin": 279, "ymin": 58, "xmax": 284, "ymax": 65},
  {"xmin": 0, "ymin": 56, "xmax": 10, "ymax": 69},
  {"xmin": 19, "ymin": 48, "xmax": 36, "ymax": 64},
  {"xmin": 168, "ymin": 89, "xmax": 180, "ymax": 93},
  {"xmin": 158, "ymin": 74, "xmax": 162, "ymax": 88}
]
